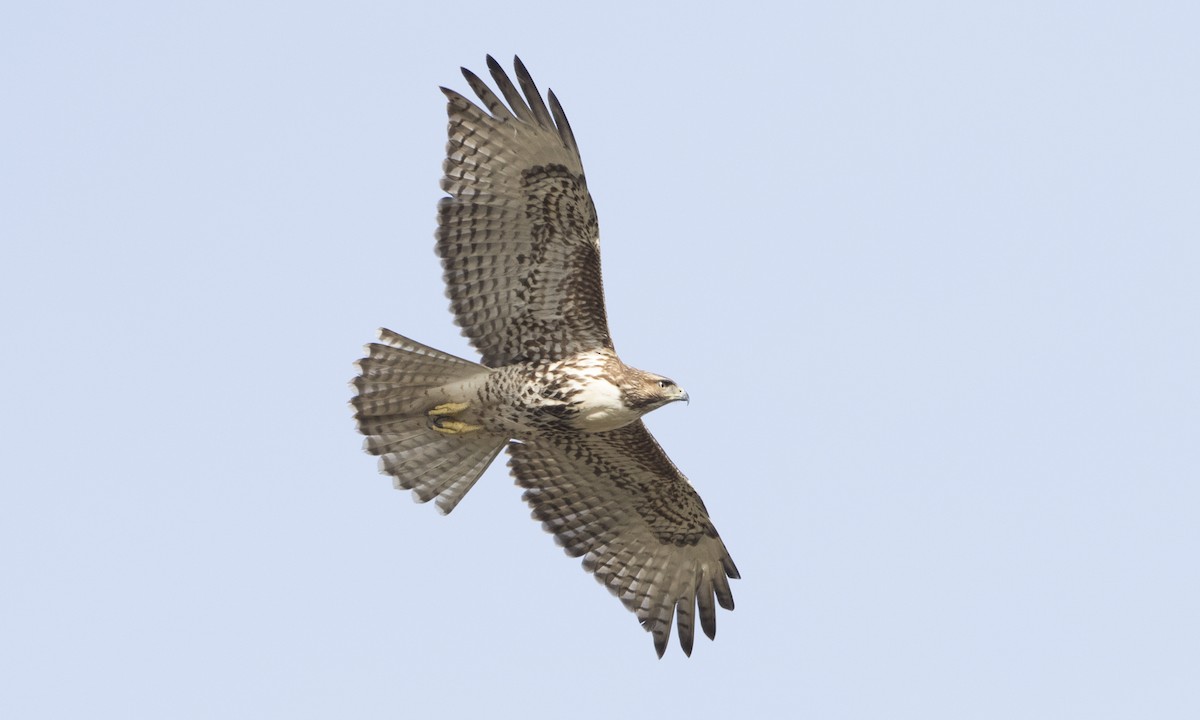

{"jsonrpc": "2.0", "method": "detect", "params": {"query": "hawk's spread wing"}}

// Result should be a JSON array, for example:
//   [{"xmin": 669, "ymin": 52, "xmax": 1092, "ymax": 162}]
[
  {"xmin": 437, "ymin": 56, "xmax": 612, "ymax": 368},
  {"xmin": 507, "ymin": 421, "xmax": 740, "ymax": 657}
]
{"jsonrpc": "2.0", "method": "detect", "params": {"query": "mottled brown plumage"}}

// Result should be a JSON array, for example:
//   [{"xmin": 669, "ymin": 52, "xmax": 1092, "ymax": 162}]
[{"xmin": 352, "ymin": 56, "xmax": 738, "ymax": 657}]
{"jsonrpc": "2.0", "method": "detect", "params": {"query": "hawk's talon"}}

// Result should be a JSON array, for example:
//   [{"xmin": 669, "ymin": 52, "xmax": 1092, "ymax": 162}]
[
  {"xmin": 431, "ymin": 416, "xmax": 483, "ymax": 435},
  {"xmin": 428, "ymin": 402, "xmax": 471, "ymax": 417}
]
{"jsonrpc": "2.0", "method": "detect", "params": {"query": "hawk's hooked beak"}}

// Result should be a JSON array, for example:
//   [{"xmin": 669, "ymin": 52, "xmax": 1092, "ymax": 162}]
[{"xmin": 676, "ymin": 389, "xmax": 690, "ymax": 406}]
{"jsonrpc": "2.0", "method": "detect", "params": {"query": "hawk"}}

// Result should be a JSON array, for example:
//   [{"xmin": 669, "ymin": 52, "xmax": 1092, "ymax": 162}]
[{"xmin": 352, "ymin": 56, "xmax": 739, "ymax": 657}]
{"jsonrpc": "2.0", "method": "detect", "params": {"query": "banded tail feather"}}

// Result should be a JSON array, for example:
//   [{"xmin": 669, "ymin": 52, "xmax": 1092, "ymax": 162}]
[{"xmin": 352, "ymin": 329, "xmax": 505, "ymax": 514}]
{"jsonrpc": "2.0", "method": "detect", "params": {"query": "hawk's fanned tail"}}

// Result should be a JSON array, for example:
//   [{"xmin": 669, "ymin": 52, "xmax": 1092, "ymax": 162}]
[{"xmin": 353, "ymin": 330, "xmax": 505, "ymax": 514}]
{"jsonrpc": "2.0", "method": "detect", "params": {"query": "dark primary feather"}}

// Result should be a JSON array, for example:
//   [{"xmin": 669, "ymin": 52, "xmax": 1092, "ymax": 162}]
[
  {"xmin": 436, "ymin": 56, "xmax": 613, "ymax": 367},
  {"xmin": 486, "ymin": 54, "xmax": 537, "ymax": 125},
  {"xmin": 546, "ymin": 90, "xmax": 579, "ymax": 156},
  {"xmin": 512, "ymin": 56, "xmax": 556, "ymax": 130}
]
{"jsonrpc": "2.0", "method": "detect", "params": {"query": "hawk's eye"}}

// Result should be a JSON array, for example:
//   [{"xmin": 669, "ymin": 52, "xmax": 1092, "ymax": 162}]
[{"xmin": 657, "ymin": 379, "xmax": 673, "ymax": 388}]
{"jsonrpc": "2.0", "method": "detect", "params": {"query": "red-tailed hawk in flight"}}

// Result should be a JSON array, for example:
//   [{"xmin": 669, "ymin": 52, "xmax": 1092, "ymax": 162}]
[{"xmin": 352, "ymin": 56, "xmax": 738, "ymax": 657}]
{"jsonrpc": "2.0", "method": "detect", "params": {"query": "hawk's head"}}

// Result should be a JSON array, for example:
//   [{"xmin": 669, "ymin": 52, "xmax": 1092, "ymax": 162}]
[{"xmin": 622, "ymin": 370, "xmax": 689, "ymax": 412}]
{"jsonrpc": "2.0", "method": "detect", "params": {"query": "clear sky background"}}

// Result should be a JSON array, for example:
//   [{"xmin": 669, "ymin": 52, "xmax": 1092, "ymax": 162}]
[{"xmin": 3, "ymin": 2, "xmax": 1198, "ymax": 718}]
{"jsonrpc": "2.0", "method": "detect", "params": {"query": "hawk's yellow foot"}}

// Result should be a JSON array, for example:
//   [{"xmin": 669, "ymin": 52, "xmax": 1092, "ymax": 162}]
[
  {"xmin": 428, "ymin": 401, "xmax": 471, "ymax": 417},
  {"xmin": 430, "ymin": 416, "xmax": 483, "ymax": 435}
]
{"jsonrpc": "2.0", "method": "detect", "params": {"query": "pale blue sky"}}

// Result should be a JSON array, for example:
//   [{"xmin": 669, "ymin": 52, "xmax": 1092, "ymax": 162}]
[{"xmin": 3, "ymin": 2, "xmax": 1198, "ymax": 718}]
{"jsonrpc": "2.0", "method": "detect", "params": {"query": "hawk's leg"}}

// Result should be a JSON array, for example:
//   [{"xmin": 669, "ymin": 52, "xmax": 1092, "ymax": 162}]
[{"xmin": 427, "ymin": 402, "xmax": 482, "ymax": 435}]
